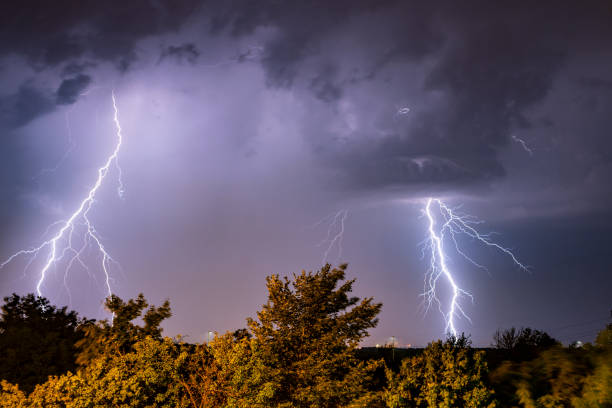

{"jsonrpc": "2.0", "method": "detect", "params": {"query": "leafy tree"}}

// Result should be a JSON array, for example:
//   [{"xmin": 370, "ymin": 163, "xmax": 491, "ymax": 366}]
[
  {"xmin": 572, "ymin": 346, "xmax": 612, "ymax": 407},
  {"xmin": 493, "ymin": 327, "xmax": 558, "ymax": 361},
  {"xmin": 182, "ymin": 264, "xmax": 383, "ymax": 408},
  {"xmin": 0, "ymin": 293, "xmax": 89, "ymax": 392},
  {"xmin": 76, "ymin": 293, "xmax": 171, "ymax": 366},
  {"xmin": 512, "ymin": 347, "xmax": 590, "ymax": 407},
  {"xmin": 385, "ymin": 335, "xmax": 497, "ymax": 408},
  {"xmin": 491, "ymin": 325, "xmax": 612, "ymax": 407},
  {"xmin": 26, "ymin": 336, "xmax": 189, "ymax": 408},
  {"xmin": 245, "ymin": 263, "xmax": 383, "ymax": 408},
  {"xmin": 0, "ymin": 294, "xmax": 186, "ymax": 407},
  {"xmin": 179, "ymin": 332, "xmax": 275, "ymax": 408},
  {"xmin": 175, "ymin": 342, "xmax": 228, "ymax": 408}
]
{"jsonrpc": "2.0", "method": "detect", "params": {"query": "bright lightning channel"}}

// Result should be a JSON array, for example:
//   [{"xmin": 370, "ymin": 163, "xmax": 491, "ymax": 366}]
[
  {"xmin": 1, "ymin": 91, "xmax": 125, "ymax": 299},
  {"xmin": 422, "ymin": 198, "xmax": 528, "ymax": 336}
]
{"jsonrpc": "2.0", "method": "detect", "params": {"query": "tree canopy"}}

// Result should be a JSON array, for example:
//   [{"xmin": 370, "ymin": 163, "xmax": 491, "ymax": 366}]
[
  {"xmin": 75, "ymin": 293, "xmax": 171, "ymax": 366},
  {"xmin": 385, "ymin": 335, "xmax": 496, "ymax": 408},
  {"xmin": 0, "ymin": 267, "xmax": 610, "ymax": 407},
  {"xmin": 245, "ymin": 263, "xmax": 383, "ymax": 407},
  {"xmin": 0, "ymin": 293, "xmax": 88, "ymax": 392},
  {"xmin": 182, "ymin": 263, "xmax": 384, "ymax": 408}
]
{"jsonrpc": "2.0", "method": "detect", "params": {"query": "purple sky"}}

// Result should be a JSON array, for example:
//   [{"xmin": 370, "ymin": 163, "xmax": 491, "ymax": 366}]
[{"xmin": 1, "ymin": 1, "xmax": 611, "ymax": 346}]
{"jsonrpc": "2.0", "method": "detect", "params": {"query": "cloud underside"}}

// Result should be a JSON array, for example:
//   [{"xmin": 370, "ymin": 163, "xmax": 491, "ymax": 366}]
[{"xmin": 1, "ymin": 1, "xmax": 611, "ymax": 193}]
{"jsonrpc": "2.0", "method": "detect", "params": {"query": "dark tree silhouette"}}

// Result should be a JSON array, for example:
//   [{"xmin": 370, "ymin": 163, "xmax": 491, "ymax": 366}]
[
  {"xmin": 0, "ymin": 293, "xmax": 89, "ymax": 392},
  {"xmin": 493, "ymin": 327, "xmax": 558, "ymax": 361}
]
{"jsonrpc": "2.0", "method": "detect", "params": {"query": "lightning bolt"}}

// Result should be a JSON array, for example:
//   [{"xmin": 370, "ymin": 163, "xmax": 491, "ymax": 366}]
[
  {"xmin": 1, "ymin": 91, "xmax": 125, "ymax": 299},
  {"xmin": 421, "ymin": 198, "xmax": 528, "ymax": 336},
  {"xmin": 313, "ymin": 209, "xmax": 348, "ymax": 265},
  {"xmin": 511, "ymin": 135, "xmax": 534, "ymax": 155}
]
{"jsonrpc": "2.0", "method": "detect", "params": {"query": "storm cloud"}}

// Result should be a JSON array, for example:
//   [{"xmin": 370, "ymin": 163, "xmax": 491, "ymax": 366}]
[
  {"xmin": 3, "ymin": 1, "xmax": 609, "ymax": 191},
  {"xmin": 1, "ymin": 1, "xmax": 612, "ymax": 346},
  {"xmin": 56, "ymin": 74, "xmax": 92, "ymax": 105}
]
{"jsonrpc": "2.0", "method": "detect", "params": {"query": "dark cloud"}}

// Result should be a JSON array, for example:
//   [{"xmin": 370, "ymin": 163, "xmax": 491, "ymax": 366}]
[
  {"xmin": 56, "ymin": 74, "xmax": 91, "ymax": 105},
  {"xmin": 0, "ymin": 83, "xmax": 54, "ymax": 129},
  {"xmin": 197, "ymin": 2, "xmax": 567, "ymax": 190},
  {"xmin": 309, "ymin": 65, "xmax": 342, "ymax": 102},
  {"xmin": 241, "ymin": 2, "xmax": 612, "ymax": 193},
  {"xmin": 61, "ymin": 62, "xmax": 96, "ymax": 77},
  {"xmin": 0, "ymin": 1, "xmax": 200, "ymax": 127},
  {"xmin": 3, "ymin": 0, "xmax": 611, "ymax": 191},
  {"xmin": 0, "ymin": 0, "xmax": 200, "ymax": 67},
  {"xmin": 0, "ymin": 74, "xmax": 91, "ymax": 129},
  {"xmin": 208, "ymin": 0, "xmax": 392, "ymax": 87},
  {"xmin": 198, "ymin": 2, "xmax": 612, "ymax": 195},
  {"xmin": 577, "ymin": 76, "xmax": 612, "ymax": 92},
  {"xmin": 159, "ymin": 43, "xmax": 200, "ymax": 64}
]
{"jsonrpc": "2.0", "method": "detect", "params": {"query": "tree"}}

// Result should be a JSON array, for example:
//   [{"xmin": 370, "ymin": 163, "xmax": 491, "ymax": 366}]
[
  {"xmin": 492, "ymin": 327, "xmax": 558, "ymax": 360},
  {"xmin": 491, "ymin": 324, "xmax": 612, "ymax": 407},
  {"xmin": 24, "ymin": 336, "xmax": 190, "ymax": 408},
  {"xmin": 2, "ymin": 294, "xmax": 187, "ymax": 407},
  {"xmin": 0, "ymin": 293, "xmax": 89, "ymax": 392},
  {"xmin": 175, "ymin": 342, "xmax": 228, "ymax": 408},
  {"xmin": 186, "ymin": 264, "xmax": 383, "ymax": 408},
  {"xmin": 385, "ymin": 335, "xmax": 497, "ymax": 408},
  {"xmin": 572, "ymin": 344, "xmax": 612, "ymax": 408},
  {"xmin": 178, "ymin": 332, "xmax": 274, "ymax": 408},
  {"xmin": 247, "ymin": 263, "xmax": 383, "ymax": 407},
  {"xmin": 75, "ymin": 293, "xmax": 171, "ymax": 366}
]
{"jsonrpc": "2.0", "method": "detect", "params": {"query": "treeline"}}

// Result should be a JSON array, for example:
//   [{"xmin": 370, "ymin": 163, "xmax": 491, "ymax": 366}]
[{"xmin": 0, "ymin": 264, "xmax": 610, "ymax": 407}]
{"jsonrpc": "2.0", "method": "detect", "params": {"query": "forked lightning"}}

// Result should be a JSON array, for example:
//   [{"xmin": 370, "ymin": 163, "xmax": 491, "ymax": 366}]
[
  {"xmin": 1, "ymin": 92, "xmax": 125, "ymax": 299},
  {"xmin": 422, "ymin": 198, "xmax": 528, "ymax": 336}
]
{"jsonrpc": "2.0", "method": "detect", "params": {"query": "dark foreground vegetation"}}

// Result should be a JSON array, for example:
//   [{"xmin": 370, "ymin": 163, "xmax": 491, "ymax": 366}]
[{"xmin": 1, "ymin": 264, "xmax": 610, "ymax": 407}]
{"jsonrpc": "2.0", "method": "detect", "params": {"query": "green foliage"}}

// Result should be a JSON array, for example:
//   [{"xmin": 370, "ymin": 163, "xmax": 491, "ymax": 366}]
[
  {"xmin": 385, "ymin": 335, "xmax": 497, "ymax": 408},
  {"xmin": 75, "ymin": 293, "xmax": 171, "ymax": 366},
  {"xmin": 182, "ymin": 264, "xmax": 384, "ymax": 408},
  {"xmin": 175, "ymin": 341, "xmax": 230, "ymax": 408},
  {"xmin": 572, "ymin": 347, "xmax": 612, "ymax": 408},
  {"xmin": 246, "ymin": 263, "xmax": 383, "ymax": 408},
  {"xmin": 2, "ymin": 276, "xmax": 608, "ymax": 408},
  {"xmin": 0, "ymin": 293, "xmax": 88, "ymax": 392},
  {"xmin": 0, "ymin": 294, "xmax": 187, "ymax": 407},
  {"xmin": 25, "ymin": 336, "xmax": 189, "ymax": 407},
  {"xmin": 514, "ymin": 347, "xmax": 590, "ymax": 407},
  {"xmin": 210, "ymin": 332, "xmax": 278, "ymax": 408},
  {"xmin": 175, "ymin": 333, "xmax": 277, "ymax": 408},
  {"xmin": 490, "ymin": 325, "xmax": 612, "ymax": 407}
]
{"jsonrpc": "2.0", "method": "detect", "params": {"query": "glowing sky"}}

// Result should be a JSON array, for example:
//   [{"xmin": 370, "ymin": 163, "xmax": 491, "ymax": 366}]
[{"xmin": 1, "ymin": 1, "xmax": 611, "ymax": 346}]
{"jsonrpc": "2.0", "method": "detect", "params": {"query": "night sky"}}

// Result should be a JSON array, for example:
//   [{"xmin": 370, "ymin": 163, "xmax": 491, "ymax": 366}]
[{"xmin": 1, "ymin": 1, "xmax": 611, "ymax": 347}]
